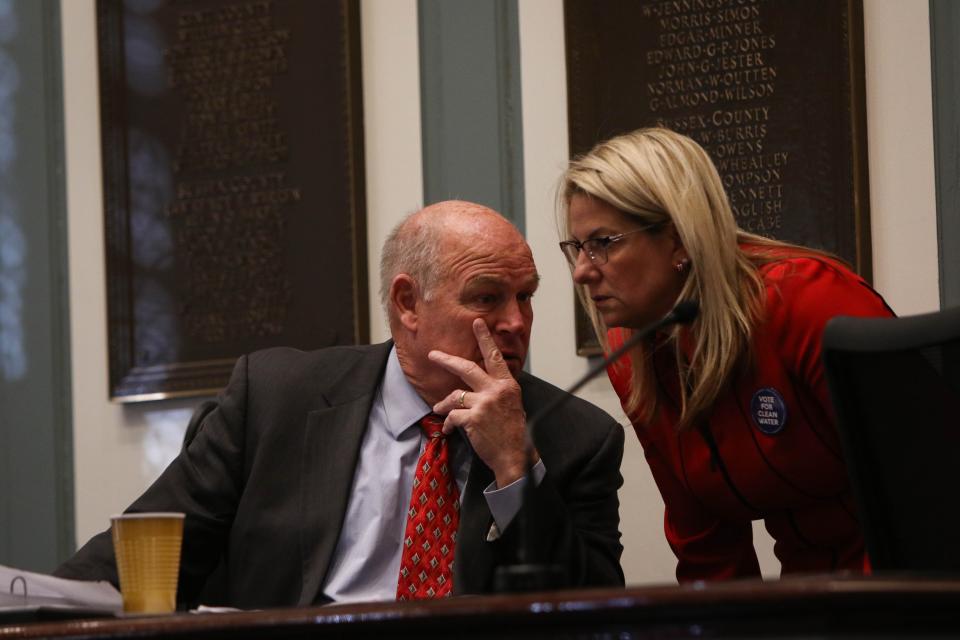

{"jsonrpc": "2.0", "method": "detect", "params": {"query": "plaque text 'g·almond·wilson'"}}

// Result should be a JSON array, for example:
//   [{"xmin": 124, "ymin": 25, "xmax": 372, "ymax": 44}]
[
  {"xmin": 644, "ymin": 0, "xmax": 784, "ymax": 235},
  {"xmin": 564, "ymin": 0, "xmax": 868, "ymax": 353}
]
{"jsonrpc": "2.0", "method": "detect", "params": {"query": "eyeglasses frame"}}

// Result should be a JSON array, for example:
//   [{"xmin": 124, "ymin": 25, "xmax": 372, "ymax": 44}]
[{"xmin": 559, "ymin": 224, "xmax": 663, "ymax": 266}]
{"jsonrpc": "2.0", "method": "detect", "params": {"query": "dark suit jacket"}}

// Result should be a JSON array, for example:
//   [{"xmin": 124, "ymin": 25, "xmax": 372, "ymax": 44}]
[{"xmin": 56, "ymin": 342, "xmax": 625, "ymax": 608}]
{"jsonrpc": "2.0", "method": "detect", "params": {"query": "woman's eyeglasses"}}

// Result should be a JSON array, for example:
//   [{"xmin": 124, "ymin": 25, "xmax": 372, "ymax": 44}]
[{"xmin": 559, "ymin": 226, "xmax": 659, "ymax": 266}]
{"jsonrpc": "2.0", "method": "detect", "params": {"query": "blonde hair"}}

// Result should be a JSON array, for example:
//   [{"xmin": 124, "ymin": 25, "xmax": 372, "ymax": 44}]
[{"xmin": 559, "ymin": 127, "xmax": 827, "ymax": 430}]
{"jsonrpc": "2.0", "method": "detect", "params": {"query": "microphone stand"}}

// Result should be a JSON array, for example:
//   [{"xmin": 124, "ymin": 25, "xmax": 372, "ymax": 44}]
[{"xmin": 493, "ymin": 301, "xmax": 699, "ymax": 593}]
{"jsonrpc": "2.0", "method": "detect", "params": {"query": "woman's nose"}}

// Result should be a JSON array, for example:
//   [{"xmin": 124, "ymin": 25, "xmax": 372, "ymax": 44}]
[{"xmin": 571, "ymin": 250, "xmax": 599, "ymax": 284}]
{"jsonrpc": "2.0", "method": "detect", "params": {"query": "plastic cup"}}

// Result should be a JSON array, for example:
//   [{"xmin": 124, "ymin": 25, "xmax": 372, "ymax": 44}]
[{"xmin": 110, "ymin": 512, "xmax": 185, "ymax": 614}]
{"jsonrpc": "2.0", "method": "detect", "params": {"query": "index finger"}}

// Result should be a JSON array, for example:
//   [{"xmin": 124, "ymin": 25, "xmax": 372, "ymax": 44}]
[
  {"xmin": 428, "ymin": 349, "xmax": 490, "ymax": 390},
  {"xmin": 472, "ymin": 318, "xmax": 511, "ymax": 379}
]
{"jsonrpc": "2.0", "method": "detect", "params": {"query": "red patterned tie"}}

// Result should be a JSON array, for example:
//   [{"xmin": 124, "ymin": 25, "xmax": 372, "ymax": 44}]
[{"xmin": 396, "ymin": 413, "xmax": 460, "ymax": 600}]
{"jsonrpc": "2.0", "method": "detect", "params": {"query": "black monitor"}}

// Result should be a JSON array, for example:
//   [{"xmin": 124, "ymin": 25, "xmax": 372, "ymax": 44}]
[{"xmin": 822, "ymin": 305, "xmax": 960, "ymax": 574}]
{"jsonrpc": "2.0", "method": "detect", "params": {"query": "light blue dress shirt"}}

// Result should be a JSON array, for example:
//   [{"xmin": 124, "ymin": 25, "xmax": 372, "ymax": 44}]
[{"xmin": 319, "ymin": 347, "xmax": 544, "ymax": 603}]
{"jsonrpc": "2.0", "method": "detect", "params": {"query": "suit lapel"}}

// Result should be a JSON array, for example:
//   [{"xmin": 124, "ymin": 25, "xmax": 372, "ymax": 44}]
[
  {"xmin": 297, "ymin": 342, "xmax": 392, "ymax": 606},
  {"xmin": 455, "ymin": 374, "xmax": 540, "ymax": 593},
  {"xmin": 454, "ymin": 452, "xmax": 495, "ymax": 593}
]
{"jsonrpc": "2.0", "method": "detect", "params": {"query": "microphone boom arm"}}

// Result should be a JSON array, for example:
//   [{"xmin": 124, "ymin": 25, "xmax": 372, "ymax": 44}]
[{"xmin": 494, "ymin": 300, "xmax": 698, "ymax": 592}]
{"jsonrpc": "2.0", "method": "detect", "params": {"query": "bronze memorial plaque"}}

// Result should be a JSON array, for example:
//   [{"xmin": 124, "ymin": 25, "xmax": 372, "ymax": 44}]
[
  {"xmin": 565, "ymin": 0, "xmax": 869, "ymax": 354},
  {"xmin": 98, "ymin": 0, "xmax": 366, "ymax": 400}
]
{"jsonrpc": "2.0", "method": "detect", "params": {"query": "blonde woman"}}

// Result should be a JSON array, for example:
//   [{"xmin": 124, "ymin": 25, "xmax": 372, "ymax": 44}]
[{"xmin": 558, "ymin": 127, "xmax": 893, "ymax": 581}]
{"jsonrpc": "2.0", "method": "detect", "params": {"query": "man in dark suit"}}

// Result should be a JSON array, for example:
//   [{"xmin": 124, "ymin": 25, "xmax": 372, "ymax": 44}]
[{"xmin": 56, "ymin": 201, "xmax": 624, "ymax": 608}]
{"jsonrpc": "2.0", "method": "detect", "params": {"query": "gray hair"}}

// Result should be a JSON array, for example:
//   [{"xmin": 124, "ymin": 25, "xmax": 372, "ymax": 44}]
[
  {"xmin": 379, "ymin": 201, "xmax": 519, "ymax": 320},
  {"xmin": 379, "ymin": 211, "xmax": 442, "ymax": 317}
]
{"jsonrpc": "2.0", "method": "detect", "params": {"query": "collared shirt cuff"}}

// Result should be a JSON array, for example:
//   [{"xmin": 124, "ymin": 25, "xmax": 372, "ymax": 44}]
[{"xmin": 482, "ymin": 460, "xmax": 546, "ymax": 539}]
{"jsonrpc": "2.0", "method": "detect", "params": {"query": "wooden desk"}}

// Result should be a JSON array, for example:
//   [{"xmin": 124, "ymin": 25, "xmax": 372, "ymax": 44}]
[{"xmin": 3, "ymin": 575, "xmax": 959, "ymax": 639}]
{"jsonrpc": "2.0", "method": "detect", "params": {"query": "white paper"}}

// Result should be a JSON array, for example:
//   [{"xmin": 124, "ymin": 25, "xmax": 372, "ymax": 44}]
[
  {"xmin": 0, "ymin": 564, "xmax": 122, "ymax": 612},
  {"xmin": 192, "ymin": 604, "xmax": 242, "ymax": 613}
]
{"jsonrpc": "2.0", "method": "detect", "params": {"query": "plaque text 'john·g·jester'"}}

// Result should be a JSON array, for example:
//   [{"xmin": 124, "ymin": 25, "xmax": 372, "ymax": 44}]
[
  {"xmin": 564, "ymin": 0, "xmax": 868, "ymax": 353},
  {"xmin": 644, "ymin": 0, "xmax": 785, "ymax": 235}
]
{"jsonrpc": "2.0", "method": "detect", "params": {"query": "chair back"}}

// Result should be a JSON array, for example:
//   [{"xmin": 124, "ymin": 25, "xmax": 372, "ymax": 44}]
[{"xmin": 823, "ymin": 305, "xmax": 960, "ymax": 574}]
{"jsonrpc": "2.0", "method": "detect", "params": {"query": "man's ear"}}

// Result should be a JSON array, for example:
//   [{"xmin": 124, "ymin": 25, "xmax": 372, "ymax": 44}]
[{"xmin": 390, "ymin": 274, "xmax": 420, "ymax": 331}]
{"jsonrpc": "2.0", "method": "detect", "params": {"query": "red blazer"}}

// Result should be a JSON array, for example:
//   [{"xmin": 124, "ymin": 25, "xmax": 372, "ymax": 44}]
[{"xmin": 608, "ymin": 254, "xmax": 893, "ymax": 581}]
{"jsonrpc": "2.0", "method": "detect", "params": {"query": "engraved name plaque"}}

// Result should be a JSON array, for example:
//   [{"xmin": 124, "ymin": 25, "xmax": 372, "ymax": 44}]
[
  {"xmin": 98, "ymin": 0, "xmax": 366, "ymax": 401},
  {"xmin": 565, "ymin": 0, "xmax": 869, "ymax": 354}
]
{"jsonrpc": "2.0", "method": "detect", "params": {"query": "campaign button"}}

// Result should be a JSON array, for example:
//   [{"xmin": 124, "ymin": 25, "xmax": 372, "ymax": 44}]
[{"xmin": 751, "ymin": 387, "xmax": 787, "ymax": 435}]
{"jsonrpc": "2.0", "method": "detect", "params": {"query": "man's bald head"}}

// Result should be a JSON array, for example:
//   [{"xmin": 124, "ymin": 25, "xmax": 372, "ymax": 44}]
[
  {"xmin": 381, "ymin": 200, "xmax": 538, "ymax": 402},
  {"xmin": 379, "ymin": 200, "xmax": 525, "ymax": 321}
]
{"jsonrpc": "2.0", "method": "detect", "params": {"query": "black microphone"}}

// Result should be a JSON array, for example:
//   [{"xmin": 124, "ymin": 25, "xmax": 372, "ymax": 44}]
[
  {"xmin": 533, "ymin": 299, "xmax": 699, "ymax": 419},
  {"xmin": 493, "ymin": 300, "xmax": 699, "ymax": 593}
]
